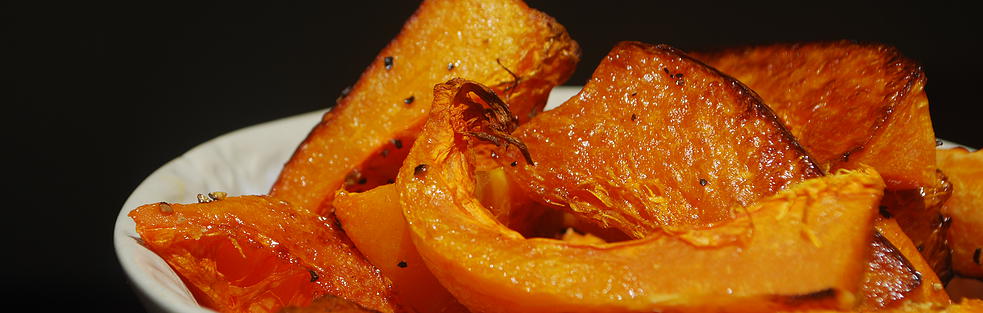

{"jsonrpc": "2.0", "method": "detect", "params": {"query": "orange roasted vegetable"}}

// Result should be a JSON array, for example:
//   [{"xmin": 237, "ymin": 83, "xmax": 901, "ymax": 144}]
[
  {"xmin": 502, "ymin": 41, "xmax": 822, "ymax": 238},
  {"xmin": 859, "ymin": 218, "xmax": 950, "ymax": 310},
  {"xmin": 937, "ymin": 147, "xmax": 983, "ymax": 278},
  {"xmin": 334, "ymin": 185, "xmax": 467, "ymax": 313},
  {"xmin": 694, "ymin": 41, "xmax": 936, "ymax": 189},
  {"xmin": 396, "ymin": 78, "xmax": 882, "ymax": 312},
  {"xmin": 129, "ymin": 195, "xmax": 398, "ymax": 313},
  {"xmin": 694, "ymin": 41, "xmax": 951, "ymax": 279},
  {"xmin": 271, "ymin": 0, "xmax": 579, "ymax": 214}
]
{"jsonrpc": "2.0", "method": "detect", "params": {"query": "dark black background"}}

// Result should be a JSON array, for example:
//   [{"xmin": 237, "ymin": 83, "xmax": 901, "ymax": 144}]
[{"xmin": 7, "ymin": 1, "xmax": 981, "ymax": 311}]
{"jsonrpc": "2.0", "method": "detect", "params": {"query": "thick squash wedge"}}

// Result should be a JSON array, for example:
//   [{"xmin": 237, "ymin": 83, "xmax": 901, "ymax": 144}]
[
  {"xmin": 129, "ymin": 195, "xmax": 398, "ymax": 313},
  {"xmin": 693, "ymin": 41, "xmax": 951, "ymax": 280},
  {"xmin": 270, "ymin": 0, "xmax": 579, "ymax": 214},
  {"xmin": 502, "ymin": 41, "xmax": 822, "ymax": 238},
  {"xmin": 334, "ymin": 185, "xmax": 467, "ymax": 313},
  {"xmin": 937, "ymin": 147, "xmax": 983, "ymax": 278},
  {"xmin": 693, "ymin": 41, "xmax": 936, "ymax": 189},
  {"xmin": 397, "ymin": 78, "xmax": 882, "ymax": 313}
]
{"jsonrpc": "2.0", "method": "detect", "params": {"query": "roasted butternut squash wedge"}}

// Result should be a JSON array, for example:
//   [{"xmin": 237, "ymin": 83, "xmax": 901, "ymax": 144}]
[
  {"xmin": 334, "ymin": 185, "xmax": 467, "ymax": 313},
  {"xmin": 693, "ymin": 41, "xmax": 950, "ymax": 280},
  {"xmin": 129, "ymin": 195, "xmax": 398, "ymax": 313},
  {"xmin": 859, "ymin": 218, "xmax": 950, "ymax": 310},
  {"xmin": 937, "ymin": 147, "xmax": 983, "ymax": 278},
  {"xmin": 271, "ymin": 0, "xmax": 579, "ymax": 214},
  {"xmin": 693, "ymin": 41, "xmax": 936, "ymax": 189},
  {"xmin": 397, "ymin": 78, "xmax": 882, "ymax": 313},
  {"xmin": 502, "ymin": 41, "xmax": 822, "ymax": 238}
]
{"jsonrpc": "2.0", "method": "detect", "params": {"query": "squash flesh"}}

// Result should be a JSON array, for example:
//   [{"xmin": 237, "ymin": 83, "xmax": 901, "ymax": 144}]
[
  {"xmin": 937, "ymin": 147, "xmax": 983, "ymax": 278},
  {"xmin": 693, "ymin": 41, "xmax": 936, "ymax": 189},
  {"xmin": 334, "ymin": 185, "xmax": 468, "ymax": 313},
  {"xmin": 503, "ymin": 41, "xmax": 822, "ymax": 239},
  {"xmin": 396, "ymin": 78, "xmax": 882, "ymax": 312},
  {"xmin": 129, "ymin": 196, "xmax": 398, "ymax": 313},
  {"xmin": 270, "ymin": 0, "xmax": 579, "ymax": 215}
]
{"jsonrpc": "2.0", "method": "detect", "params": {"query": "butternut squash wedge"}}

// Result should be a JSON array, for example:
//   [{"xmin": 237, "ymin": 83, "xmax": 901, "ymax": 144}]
[
  {"xmin": 502, "ymin": 41, "xmax": 822, "ymax": 239},
  {"xmin": 334, "ymin": 185, "xmax": 468, "ymax": 313},
  {"xmin": 693, "ymin": 41, "xmax": 951, "ymax": 280},
  {"xmin": 397, "ymin": 78, "xmax": 882, "ymax": 313},
  {"xmin": 129, "ymin": 195, "xmax": 398, "ymax": 313},
  {"xmin": 937, "ymin": 147, "xmax": 983, "ymax": 278},
  {"xmin": 270, "ymin": 0, "xmax": 579, "ymax": 214},
  {"xmin": 693, "ymin": 41, "xmax": 936, "ymax": 189}
]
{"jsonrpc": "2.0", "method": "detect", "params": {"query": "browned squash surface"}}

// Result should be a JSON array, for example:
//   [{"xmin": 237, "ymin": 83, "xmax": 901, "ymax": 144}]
[
  {"xmin": 129, "ymin": 195, "xmax": 398, "ymax": 313},
  {"xmin": 694, "ymin": 41, "xmax": 937, "ymax": 189},
  {"xmin": 879, "ymin": 174, "xmax": 954, "ymax": 280},
  {"xmin": 397, "ymin": 78, "xmax": 881, "ymax": 313},
  {"xmin": 503, "ymin": 41, "xmax": 822, "ymax": 238},
  {"xmin": 270, "ymin": 0, "xmax": 579, "ymax": 215},
  {"xmin": 937, "ymin": 147, "xmax": 983, "ymax": 278},
  {"xmin": 334, "ymin": 185, "xmax": 467, "ymax": 313},
  {"xmin": 859, "ymin": 218, "xmax": 951, "ymax": 310}
]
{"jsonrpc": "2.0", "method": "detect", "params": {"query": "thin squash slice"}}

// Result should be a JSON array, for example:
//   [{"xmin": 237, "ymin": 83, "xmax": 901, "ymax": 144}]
[
  {"xmin": 129, "ymin": 195, "xmax": 398, "ymax": 313},
  {"xmin": 396, "ymin": 78, "xmax": 882, "ymax": 313},
  {"xmin": 271, "ymin": 0, "xmax": 579, "ymax": 215}
]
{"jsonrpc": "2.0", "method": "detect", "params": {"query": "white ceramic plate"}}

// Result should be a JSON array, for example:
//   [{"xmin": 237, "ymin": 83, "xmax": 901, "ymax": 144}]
[{"xmin": 115, "ymin": 86, "xmax": 975, "ymax": 313}]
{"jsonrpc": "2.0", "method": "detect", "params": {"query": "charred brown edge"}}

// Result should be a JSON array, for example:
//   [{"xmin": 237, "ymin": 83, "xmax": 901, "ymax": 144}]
[
  {"xmin": 772, "ymin": 288, "xmax": 839, "ymax": 306},
  {"xmin": 872, "ymin": 230, "xmax": 924, "ymax": 290},
  {"xmin": 642, "ymin": 42, "xmax": 825, "ymax": 178}
]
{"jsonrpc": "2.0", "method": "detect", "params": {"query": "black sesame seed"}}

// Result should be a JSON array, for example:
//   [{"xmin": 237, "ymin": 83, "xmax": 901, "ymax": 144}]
[
  {"xmin": 917, "ymin": 244, "xmax": 924, "ymax": 252},
  {"xmin": 309, "ymin": 270, "xmax": 319, "ymax": 282},
  {"xmin": 663, "ymin": 67, "xmax": 670, "ymax": 74},
  {"xmin": 414, "ymin": 164, "xmax": 429, "ymax": 178},
  {"xmin": 631, "ymin": 113, "xmax": 638, "ymax": 121},
  {"xmin": 397, "ymin": 261, "xmax": 408, "ymax": 268},
  {"xmin": 974, "ymin": 248, "xmax": 981, "ymax": 265},
  {"xmin": 404, "ymin": 95, "xmax": 415, "ymax": 105},
  {"xmin": 384, "ymin": 56, "xmax": 394, "ymax": 70},
  {"xmin": 391, "ymin": 139, "xmax": 403, "ymax": 149},
  {"xmin": 448, "ymin": 63, "xmax": 456, "ymax": 70},
  {"xmin": 936, "ymin": 138, "xmax": 944, "ymax": 146},
  {"xmin": 699, "ymin": 178, "xmax": 708, "ymax": 186},
  {"xmin": 675, "ymin": 73, "xmax": 683, "ymax": 78},
  {"xmin": 510, "ymin": 161, "xmax": 518, "ymax": 167},
  {"xmin": 879, "ymin": 205, "xmax": 893, "ymax": 218}
]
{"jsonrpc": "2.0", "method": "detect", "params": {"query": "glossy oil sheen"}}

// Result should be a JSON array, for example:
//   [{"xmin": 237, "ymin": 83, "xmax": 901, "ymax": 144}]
[
  {"xmin": 694, "ymin": 41, "xmax": 937, "ymax": 190},
  {"xmin": 505, "ymin": 41, "xmax": 821, "ymax": 238},
  {"xmin": 397, "ymin": 79, "xmax": 881, "ymax": 313},
  {"xmin": 129, "ymin": 196, "xmax": 397, "ymax": 313},
  {"xmin": 270, "ymin": 0, "xmax": 579, "ymax": 215}
]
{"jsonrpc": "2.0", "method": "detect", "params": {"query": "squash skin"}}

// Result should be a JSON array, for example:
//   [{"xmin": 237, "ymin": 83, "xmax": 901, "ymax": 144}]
[
  {"xmin": 334, "ymin": 185, "xmax": 468, "ymax": 313},
  {"xmin": 502, "ymin": 41, "xmax": 822, "ymax": 239},
  {"xmin": 693, "ymin": 41, "xmax": 936, "ymax": 189},
  {"xmin": 936, "ymin": 147, "xmax": 983, "ymax": 279},
  {"xmin": 397, "ymin": 78, "xmax": 882, "ymax": 313},
  {"xmin": 129, "ymin": 196, "xmax": 398, "ymax": 313},
  {"xmin": 270, "ymin": 0, "xmax": 580, "ymax": 215}
]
